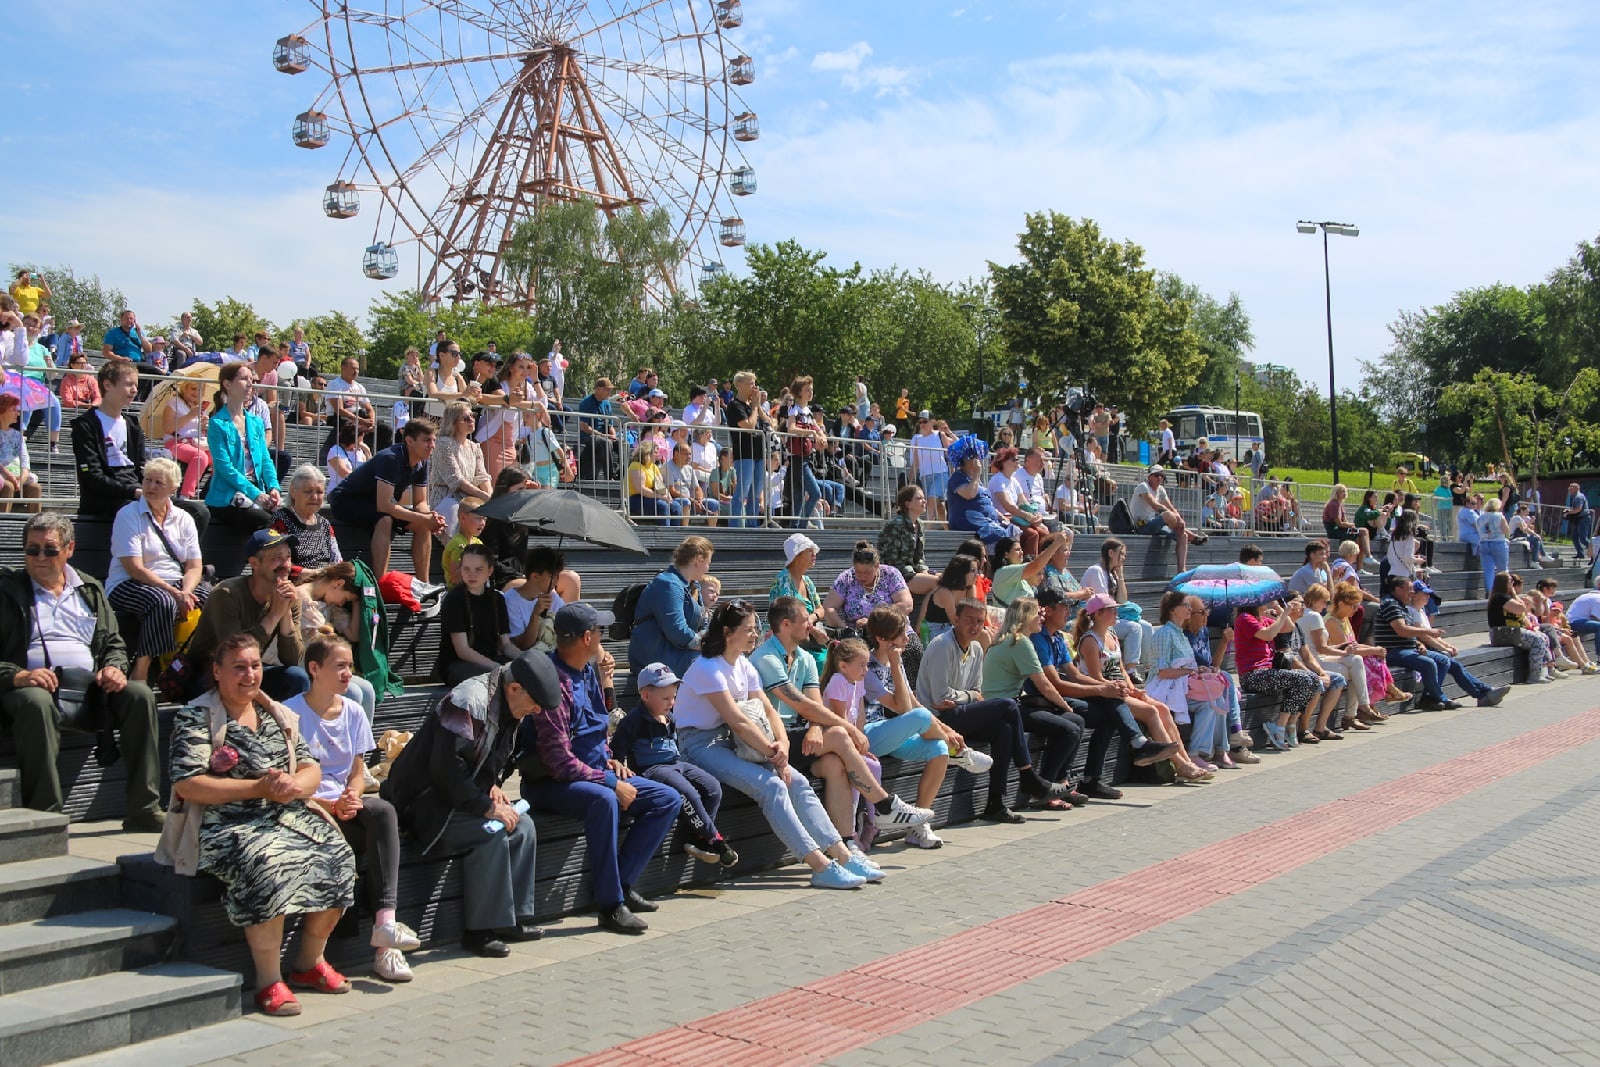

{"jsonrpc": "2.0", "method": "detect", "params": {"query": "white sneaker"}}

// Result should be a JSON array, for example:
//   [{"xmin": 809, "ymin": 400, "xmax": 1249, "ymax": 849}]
[
  {"xmin": 1555, "ymin": 658, "xmax": 1580, "ymax": 671},
  {"xmin": 371, "ymin": 920, "xmax": 422, "ymax": 951},
  {"xmin": 1363, "ymin": 556, "xmax": 1381, "ymax": 568},
  {"xmin": 1549, "ymin": 668, "xmax": 1568, "ymax": 680},
  {"xmin": 373, "ymin": 947, "xmax": 413, "ymax": 982},
  {"xmin": 904, "ymin": 823, "xmax": 944, "ymax": 849},
  {"xmin": 880, "ymin": 794, "xmax": 934, "ymax": 828},
  {"xmin": 1529, "ymin": 672, "xmax": 1551, "ymax": 684},
  {"xmin": 948, "ymin": 746, "xmax": 994, "ymax": 774}
]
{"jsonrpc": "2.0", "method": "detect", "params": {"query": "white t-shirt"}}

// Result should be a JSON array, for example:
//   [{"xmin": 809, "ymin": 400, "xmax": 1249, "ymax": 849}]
[
  {"xmin": 1566, "ymin": 591, "xmax": 1600, "ymax": 625},
  {"xmin": 1130, "ymin": 482, "xmax": 1168, "ymax": 524},
  {"xmin": 1015, "ymin": 468, "xmax": 1048, "ymax": 512},
  {"xmin": 96, "ymin": 409, "xmax": 132, "ymax": 467},
  {"xmin": 167, "ymin": 397, "xmax": 202, "ymax": 441},
  {"xmin": 547, "ymin": 350, "xmax": 567, "ymax": 397},
  {"xmin": 823, "ymin": 672, "xmax": 867, "ymax": 728},
  {"xmin": 503, "ymin": 587, "xmax": 565, "ymax": 644},
  {"xmin": 1295, "ymin": 610, "xmax": 1327, "ymax": 651},
  {"xmin": 1160, "ymin": 427, "xmax": 1175, "ymax": 454},
  {"xmin": 987, "ymin": 472, "xmax": 1022, "ymax": 509},
  {"xmin": 326, "ymin": 444, "xmax": 367, "ymax": 493},
  {"xmin": 1054, "ymin": 482, "xmax": 1080, "ymax": 511},
  {"xmin": 285, "ymin": 695, "xmax": 374, "ymax": 802},
  {"xmin": 1081, "ymin": 564, "xmax": 1111, "ymax": 596},
  {"xmin": 324, "ymin": 376, "xmax": 368, "ymax": 419},
  {"xmin": 910, "ymin": 432, "xmax": 945, "ymax": 478},
  {"xmin": 676, "ymin": 654, "xmax": 764, "ymax": 731}
]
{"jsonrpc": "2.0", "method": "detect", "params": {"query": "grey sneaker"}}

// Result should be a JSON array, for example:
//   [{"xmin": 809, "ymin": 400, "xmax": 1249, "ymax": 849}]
[{"xmin": 948, "ymin": 746, "xmax": 994, "ymax": 774}]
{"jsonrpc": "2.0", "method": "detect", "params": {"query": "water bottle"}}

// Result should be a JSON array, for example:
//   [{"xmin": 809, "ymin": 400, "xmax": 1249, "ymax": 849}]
[{"xmin": 483, "ymin": 798, "xmax": 530, "ymax": 834}]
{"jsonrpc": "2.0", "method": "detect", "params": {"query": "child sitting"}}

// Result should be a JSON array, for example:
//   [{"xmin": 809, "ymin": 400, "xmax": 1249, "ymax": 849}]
[
  {"xmin": 442, "ymin": 499, "xmax": 487, "ymax": 587},
  {"xmin": 609, "ymin": 663, "xmax": 738, "ymax": 866}
]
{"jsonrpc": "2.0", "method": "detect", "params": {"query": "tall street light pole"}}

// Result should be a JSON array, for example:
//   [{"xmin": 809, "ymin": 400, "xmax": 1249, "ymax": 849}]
[
  {"xmin": 959, "ymin": 302, "xmax": 997, "ymax": 412},
  {"xmin": 1297, "ymin": 220, "xmax": 1358, "ymax": 484}
]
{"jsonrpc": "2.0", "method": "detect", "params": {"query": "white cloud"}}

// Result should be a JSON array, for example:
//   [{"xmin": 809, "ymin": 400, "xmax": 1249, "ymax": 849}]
[{"xmin": 811, "ymin": 41, "xmax": 873, "ymax": 74}]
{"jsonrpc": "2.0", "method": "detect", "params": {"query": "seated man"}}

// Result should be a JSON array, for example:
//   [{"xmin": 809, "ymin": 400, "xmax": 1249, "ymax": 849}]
[
  {"xmin": 186, "ymin": 528, "xmax": 307, "ymax": 701},
  {"xmin": 1372, "ymin": 574, "xmax": 1507, "ymax": 711},
  {"xmin": 1129, "ymin": 466, "xmax": 1205, "ymax": 571},
  {"xmin": 383, "ymin": 650, "xmax": 556, "ymax": 958},
  {"xmin": 518, "ymin": 604, "xmax": 677, "ymax": 935},
  {"xmin": 72, "ymin": 358, "xmax": 209, "ymax": 537},
  {"xmin": 0, "ymin": 514, "xmax": 162, "ymax": 829},
  {"xmin": 913, "ymin": 597, "xmax": 1071, "ymax": 823},
  {"xmin": 1288, "ymin": 540, "xmax": 1332, "ymax": 596},
  {"xmin": 751, "ymin": 598, "xmax": 935, "ymax": 855},
  {"xmin": 1565, "ymin": 583, "xmax": 1600, "ymax": 657},
  {"xmin": 327, "ymin": 417, "xmax": 446, "ymax": 585}
]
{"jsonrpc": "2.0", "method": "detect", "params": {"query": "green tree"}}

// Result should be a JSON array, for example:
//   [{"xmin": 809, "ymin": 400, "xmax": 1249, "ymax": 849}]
[
  {"xmin": 1158, "ymin": 274, "xmax": 1255, "ymax": 407},
  {"xmin": 7, "ymin": 263, "xmax": 128, "ymax": 346},
  {"xmin": 363, "ymin": 295, "xmax": 544, "ymax": 380},
  {"xmin": 1437, "ymin": 367, "xmax": 1600, "ymax": 479},
  {"xmin": 989, "ymin": 213, "xmax": 1204, "ymax": 425},
  {"xmin": 294, "ymin": 311, "xmax": 367, "ymax": 375},
  {"xmin": 186, "ymin": 297, "xmax": 274, "ymax": 357}
]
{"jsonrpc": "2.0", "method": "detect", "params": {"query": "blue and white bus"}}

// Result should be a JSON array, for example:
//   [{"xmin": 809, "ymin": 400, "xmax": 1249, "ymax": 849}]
[{"xmin": 1163, "ymin": 406, "xmax": 1265, "ymax": 463}]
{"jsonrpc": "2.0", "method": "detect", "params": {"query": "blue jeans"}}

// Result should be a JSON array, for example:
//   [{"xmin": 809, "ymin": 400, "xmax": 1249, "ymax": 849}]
[
  {"xmin": 1385, "ymin": 647, "xmax": 1489, "ymax": 703},
  {"xmin": 1480, "ymin": 539, "xmax": 1508, "ymax": 596},
  {"xmin": 1112, "ymin": 618, "xmax": 1155, "ymax": 669},
  {"xmin": 521, "ymin": 776, "xmax": 680, "ymax": 911},
  {"xmin": 1570, "ymin": 618, "xmax": 1600, "ymax": 657},
  {"xmin": 787, "ymin": 463, "xmax": 821, "ymax": 523},
  {"xmin": 817, "ymin": 479, "xmax": 845, "ymax": 510},
  {"xmin": 680, "ymin": 725, "xmax": 841, "ymax": 859},
  {"xmin": 630, "ymin": 494, "xmax": 683, "ymax": 525},
  {"xmin": 1569, "ymin": 513, "xmax": 1593, "ymax": 558},
  {"xmin": 732, "ymin": 458, "xmax": 763, "ymax": 527},
  {"xmin": 863, "ymin": 707, "xmax": 948, "ymax": 762}
]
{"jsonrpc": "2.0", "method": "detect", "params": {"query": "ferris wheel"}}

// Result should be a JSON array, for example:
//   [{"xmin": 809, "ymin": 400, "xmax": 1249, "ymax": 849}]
[{"xmin": 274, "ymin": 0, "xmax": 759, "ymax": 305}]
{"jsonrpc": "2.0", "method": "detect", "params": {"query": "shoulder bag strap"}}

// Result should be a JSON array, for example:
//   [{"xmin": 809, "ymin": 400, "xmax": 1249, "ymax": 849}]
[
  {"xmin": 146, "ymin": 510, "xmax": 185, "ymax": 566},
  {"xmin": 28, "ymin": 597, "xmax": 53, "ymax": 672}
]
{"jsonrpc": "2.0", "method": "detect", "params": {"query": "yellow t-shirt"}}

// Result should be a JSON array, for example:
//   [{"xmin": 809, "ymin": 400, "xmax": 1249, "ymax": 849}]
[
  {"xmin": 442, "ymin": 533, "xmax": 482, "ymax": 587},
  {"xmin": 10, "ymin": 283, "xmax": 43, "ymax": 314},
  {"xmin": 629, "ymin": 460, "xmax": 665, "ymax": 497},
  {"xmin": 895, "ymin": 397, "xmax": 910, "ymax": 420}
]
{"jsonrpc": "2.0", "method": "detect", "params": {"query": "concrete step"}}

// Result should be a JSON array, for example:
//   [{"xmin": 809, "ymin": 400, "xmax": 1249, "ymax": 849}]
[
  {"xmin": 0, "ymin": 963, "xmax": 241, "ymax": 1067},
  {"xmin": 0, "ymin": 856, "xmax": 121, "ymax": 925},
  {"xmin": 0, "ymin": 809, "xmax": 68, "ymax": 864},
  {"xmin": 0, "ymin": 768, "xmax": 16, "ymax": 810},
  {"xmin": 0, "ymin": 909, "xmax": 177, "ymax": 996}
]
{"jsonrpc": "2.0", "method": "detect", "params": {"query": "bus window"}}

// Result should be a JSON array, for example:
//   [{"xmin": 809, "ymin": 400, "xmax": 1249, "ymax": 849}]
[{"xmin": 1177, "ymin": 415, "xmax": 1203, "ymax": 441}]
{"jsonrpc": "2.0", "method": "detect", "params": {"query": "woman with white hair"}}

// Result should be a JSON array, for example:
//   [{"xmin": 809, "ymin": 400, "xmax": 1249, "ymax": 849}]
[
  {"xmin": 106, "ymin": 457, "xmax": 211, "ymax": 681},
  {"xmin": 271, "ymin": 466, "xmax": 343, "ymax": 571}
]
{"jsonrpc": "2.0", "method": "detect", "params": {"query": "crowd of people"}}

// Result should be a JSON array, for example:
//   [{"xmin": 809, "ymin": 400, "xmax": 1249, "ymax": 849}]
[{"xmin": 4, "ymin": 331, "xmax": 1599, "ymax": 1018}]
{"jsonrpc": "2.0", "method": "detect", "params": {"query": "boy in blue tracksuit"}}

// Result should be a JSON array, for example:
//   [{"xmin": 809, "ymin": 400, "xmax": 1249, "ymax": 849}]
[{"xmin": 610, "ymin": 662, "xmax": 738, "ymax": 868}]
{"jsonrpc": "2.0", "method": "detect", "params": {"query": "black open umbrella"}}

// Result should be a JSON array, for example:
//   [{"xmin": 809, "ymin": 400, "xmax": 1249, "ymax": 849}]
[{"xmin": 473, "ymin": 489, "xmax": 647, "ymax": 554}]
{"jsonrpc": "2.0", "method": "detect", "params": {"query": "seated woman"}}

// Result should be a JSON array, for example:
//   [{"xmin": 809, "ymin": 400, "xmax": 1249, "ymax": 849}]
[
  {"xmin": 1321, "ymin": 484, "xmax": 1377, "ymax": 566},
  {"xmin": 1080, "ymin": 537, "xmax": 1156, "ymax": 677},
  {"xmin": 676, "ymin": 600, "xmax": 874, "ymax": 890},
  {"xmin": 285, "ymin": 635, "xmax": 418, "ymax": 982},
  {"xmin": 1233, "ymin": 597, "xmax": 1322, "ymax": 751},
  {"xmin": 1487, "ymin": 573, "xmax": 1555, "ymax": 684},
  {"xmin": 1296, "ymin": 584, "xmax": 1368, "ymax": 736},
  {"xmin": 206, "ymin": 362, "xmax": 279, "ymax": 531},
  {"xmin": 1274, "ymin": 591, "xmax": 1345, "ymax": 743},
  {"xmin": 770, "ymin": 533, "xmax": 830, "ymax": 648},
  {"xmin": 630, "ymin": 535, "xmax": 713, "ymax": 677},
  {"xmin": 1145, "ymin": 592, "xmax": 1231, "ymax": 771},
  {"xmin": 433, "ymin": 545, "xmax": 519, "ymax": 685},
  {"xmin": 628, "ymin": 439, "xmax": 681, "ymax": 525},
  {"xmin": 926, "ymin": 552, "xmax": 983, "ymax": 644},
  {"xmin": 945, "ymin": 434, "xmax": 1020, "ymax": 548},
  {"xmin": 427, "ymin": 401, "xmax": 491, "ymax": 537},
  {"xmin": 823, "ymin": 543, "xmax": 918, "ymax": 684},
  {"xmin": 271, "ymin": 466, "xmax": 343, "ymax": 572},
  {"xmin": 159, "ymin": 378, "xmax": 212, "ymax": 501},
  {"xmin": 294, "ymin": 561, "xmax": 378, "ymax": 720},
  {"xmin": 107, "ymin": 457, "xmax": 211, "ymax": 682},
  {"xmin": 989, "ymin": 530, "xmax": 1070, "ymax": 607},
  {"xmin": 58, "ymin": 351, "xmax": 101, "ymax": 414},
  {"xmin": 0, "ymin": 394, "xmax": 40, "ymax": 513},
  {"xmin": 1179, "ymin": 595, "xmax": 1256, "ymax": 765},
  {"xmin": 1529, "ymin": 578, "xmax": 1600, "ymax": 674},
  {"xmin": 166, "ymin": 633, "xmax": 356, "ymax": 1017},
  {"xmin": 986, "ymin": 448, "xmax": 1046, "ymax": 558},
  {"xmin": 878, "ymin": 484, "xmax": 939, "ymax": 596},
  {"xmin": 1324, "ymin": 583, "xmax": 1408, "ymax": 720},
  {"xmin": 1036, "ymin": 530, "xmax": 1095, "ymax": 607},
  {"xmin": 979, "ymin": 595, "xmax": 1092, "ymax": 803},
  {"xmin": 861, "ymin": 606, "xmax": 965, "ymax": 846},
  {"xmin": 1509, "ymin": 503, "xmax": 1556, "ymax": 567},
  {"xmin": 1073, "ymin": 594, "xmax": 1212, "ymax": 782}
]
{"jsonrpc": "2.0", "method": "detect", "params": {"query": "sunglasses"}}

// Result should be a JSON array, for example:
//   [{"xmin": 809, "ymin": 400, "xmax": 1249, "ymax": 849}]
[{"xmin": 25, "ymin": 545, "xmax": 62, "ymax": 557}]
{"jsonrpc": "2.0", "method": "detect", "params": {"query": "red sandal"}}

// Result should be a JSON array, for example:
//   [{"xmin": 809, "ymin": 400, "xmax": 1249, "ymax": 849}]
[
  {"xmin": 254, "ymin": 980, "xmax": 301, "ymax": 1016},
  {"xmin": 286, "ymin": 959, "xmax": 351, "ymax": 994}
]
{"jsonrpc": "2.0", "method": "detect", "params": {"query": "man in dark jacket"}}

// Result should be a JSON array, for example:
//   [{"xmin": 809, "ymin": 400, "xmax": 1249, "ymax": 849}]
[
  {"xmin": 518, "ymin": 604, "xmax": 679, "ymax": 935},
  {"xmin": 0, "ymin": 514, "xmax": 161, "ymax": 828},
  {"xmin": 381, "ymin": 648, "xmax": 559, "ymax": 958},
  {"xmin": 71, "ymin": 359, "xmax": 209, "ymax": 536}
]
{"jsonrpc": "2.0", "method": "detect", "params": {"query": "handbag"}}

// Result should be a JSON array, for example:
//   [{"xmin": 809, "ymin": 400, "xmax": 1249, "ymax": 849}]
[
  {"xmin": 1186, "ymin": 670, "xmax": 1229, "ymax": 703},
  {"xmin": 731, "ymin": 696, "xmax": 777, "ymax": 763}
]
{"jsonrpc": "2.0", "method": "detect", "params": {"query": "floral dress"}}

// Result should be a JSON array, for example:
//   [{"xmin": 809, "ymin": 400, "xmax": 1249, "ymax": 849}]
[{"xmin": 169, "ymin": 704, "xmax": 355, "ymax": 928}]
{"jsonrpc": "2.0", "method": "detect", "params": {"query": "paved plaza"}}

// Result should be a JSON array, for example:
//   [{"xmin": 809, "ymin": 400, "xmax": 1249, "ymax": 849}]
[{"xmin": 70, "ymin": 681, "xmax": 1600, "ymax": 1067}]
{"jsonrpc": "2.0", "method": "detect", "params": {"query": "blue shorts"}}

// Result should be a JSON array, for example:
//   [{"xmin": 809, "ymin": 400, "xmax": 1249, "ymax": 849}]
[
  {"xmin": 1134, "ymin": 514, "xmax": 1173, "ymax": 537},
  {"xmin": 920, "ymin": 471, "xmax": 949, "ymax": 499}
]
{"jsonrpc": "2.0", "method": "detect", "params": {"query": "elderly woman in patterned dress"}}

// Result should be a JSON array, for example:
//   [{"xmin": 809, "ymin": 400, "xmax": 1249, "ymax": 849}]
[
  {"xmin": 168, "ymin": 632, "xmax": 356, "ymax": 1017},
  {"xmin": 271, "ymin": 465, "xmax": 344, "ymax": 571}
]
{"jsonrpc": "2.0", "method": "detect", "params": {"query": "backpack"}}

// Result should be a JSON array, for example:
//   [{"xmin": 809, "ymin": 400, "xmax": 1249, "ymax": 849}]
[
  {"xmin": 1108, "ymin": 499, "xmax": 1134, "ymax": 534},
  {"xmin": 610, "ymin": 582, "xmax": 649, "ymax": 641}
]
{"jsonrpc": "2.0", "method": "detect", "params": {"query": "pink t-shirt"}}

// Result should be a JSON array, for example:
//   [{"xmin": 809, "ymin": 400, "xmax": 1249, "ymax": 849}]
[
  {"xmin": 823, "ymin": 673, "xmax": 866, "ymax": 728},
  {"xmin": 1234, "ymin": 612, "xmax": 1276, "ymax": 674}
]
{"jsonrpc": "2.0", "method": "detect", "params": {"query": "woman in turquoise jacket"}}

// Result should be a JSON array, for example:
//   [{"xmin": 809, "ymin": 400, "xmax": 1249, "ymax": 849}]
[{"xmin": 205, "ymin": 362, "xmax": 279, "ymax": 530}]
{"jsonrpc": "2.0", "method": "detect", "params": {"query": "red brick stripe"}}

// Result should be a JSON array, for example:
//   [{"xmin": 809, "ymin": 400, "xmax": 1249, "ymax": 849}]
[{"xmin": 563, "ymin": 709, "xmax": 1600, "ymax": 1066}]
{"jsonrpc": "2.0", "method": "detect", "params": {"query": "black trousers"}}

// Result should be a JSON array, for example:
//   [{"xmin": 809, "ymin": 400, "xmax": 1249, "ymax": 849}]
[
  {"xmin": 340, "ymin": 796, "xmax": 402, "ymax": 912},
  {"xmin": 1070, "ymin": 696, "xmax": 1142, "ymax": 785},
  {"xmin": 940, "ymin": 698, "xmax": 1028, "ymax": 811},
  {"xmin": 1018, "ymin": 696, "xmax": 1084, "ymax": 783}
]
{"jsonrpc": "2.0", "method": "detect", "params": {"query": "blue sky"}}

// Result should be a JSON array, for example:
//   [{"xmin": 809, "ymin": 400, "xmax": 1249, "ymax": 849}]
[{"xmin": 4, "ymin": 0, "xmax": 1597, "ymax": 394}]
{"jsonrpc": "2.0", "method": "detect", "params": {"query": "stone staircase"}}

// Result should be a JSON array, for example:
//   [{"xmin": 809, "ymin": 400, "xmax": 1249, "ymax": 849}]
[{"xmin": 0, "ymin": 769, "xmax": 241, "ymax": 1067}]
